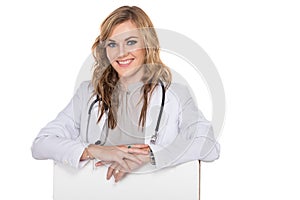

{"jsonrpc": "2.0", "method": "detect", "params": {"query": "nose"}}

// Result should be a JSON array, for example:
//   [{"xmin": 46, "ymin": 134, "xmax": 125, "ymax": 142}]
[{"xmin": 117, "ymin": 43, "xmax": 128, "ymax": 58}]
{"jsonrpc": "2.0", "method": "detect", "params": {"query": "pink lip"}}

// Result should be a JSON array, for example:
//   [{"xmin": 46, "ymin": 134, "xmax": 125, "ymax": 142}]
[{"xmin": 117, "ymin": 58, "xmax": 134, "ymax": 67}]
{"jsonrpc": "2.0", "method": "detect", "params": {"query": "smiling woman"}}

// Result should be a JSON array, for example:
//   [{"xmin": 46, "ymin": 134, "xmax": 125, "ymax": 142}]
[
  {"xmin": 31, "ymin": 5, "xmax": 220, "ymax": 183},
  {"xmin": 91, "ymin": 6, "xmax": 172, "ymax": 130},
  {"xmin": 105, "ymin": 21, "xmax": 146, "ymax": 81}
]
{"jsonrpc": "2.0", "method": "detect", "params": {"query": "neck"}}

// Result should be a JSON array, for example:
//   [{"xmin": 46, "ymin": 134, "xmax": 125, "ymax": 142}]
[{"xmin": 119, "ymin": 67, "xmax": 144, "ymax": 88}]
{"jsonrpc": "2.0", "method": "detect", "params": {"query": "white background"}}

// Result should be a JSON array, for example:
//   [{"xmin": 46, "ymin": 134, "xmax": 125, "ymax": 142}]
[{"xmin": 0, "ymin": 0, "xmax": 299, "ymax": 199}]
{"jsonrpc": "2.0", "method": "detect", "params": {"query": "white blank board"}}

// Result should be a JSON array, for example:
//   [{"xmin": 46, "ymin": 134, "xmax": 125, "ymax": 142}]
[{"xmin": 54, "ymin": 160, "xmax": 200, "ymax": 200}]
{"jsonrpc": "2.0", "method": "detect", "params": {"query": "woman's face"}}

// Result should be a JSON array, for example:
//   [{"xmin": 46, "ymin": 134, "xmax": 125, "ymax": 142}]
[{"xmin": 106, "ymin": 20, "xmax": 146, "ymax": 82}]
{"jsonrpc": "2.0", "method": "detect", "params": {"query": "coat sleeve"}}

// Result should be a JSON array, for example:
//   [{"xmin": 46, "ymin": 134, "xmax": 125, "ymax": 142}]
[
  {"xmin": 150, "ymin": 85, "xmax": 220, "ymax": 169},
  {"xmin": 31, "ymin": 82, "xmax": 90, "ymax": 169}
]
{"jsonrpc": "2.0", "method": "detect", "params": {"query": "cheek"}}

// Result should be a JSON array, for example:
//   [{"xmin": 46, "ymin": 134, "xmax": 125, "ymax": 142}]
[
  {"xmin": 133, "ymin": 50, "xmax": 146, "ymax": 64},
  {"xmin": 106, "ymin": 51, "xmax": 118, "ymax": 68},
  {"xmin": 106, "ymin": 49, "xmax": 119, "ymax": 64},
  {"xmin": 106, "ymin": 49, "xmax": 113, "ymax": 63}
]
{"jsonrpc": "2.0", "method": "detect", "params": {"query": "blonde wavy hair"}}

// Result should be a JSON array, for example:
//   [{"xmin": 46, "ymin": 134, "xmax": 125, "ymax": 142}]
[{"xmin": 91, "ymin": 6, "xmax": 172, "ymax": 129}]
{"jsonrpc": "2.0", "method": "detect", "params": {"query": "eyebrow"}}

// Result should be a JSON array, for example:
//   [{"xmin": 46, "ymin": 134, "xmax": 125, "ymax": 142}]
[{"xmin": 108, "ymin": 36, "xmax": 139, "ymax": 42}]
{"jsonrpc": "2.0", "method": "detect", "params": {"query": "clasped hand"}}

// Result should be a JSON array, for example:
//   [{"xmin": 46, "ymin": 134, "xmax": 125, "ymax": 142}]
[{"xmin": 92, "ymin": 144, "xmax": 150, "ymax": 182}]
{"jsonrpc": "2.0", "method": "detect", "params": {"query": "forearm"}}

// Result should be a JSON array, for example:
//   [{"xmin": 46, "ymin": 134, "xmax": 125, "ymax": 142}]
[
  {"xmin": 32, "ymin": 135, "xmax": 87, "ymax": 168},
  {"xmin": 151, "ymin": 136, "xmax": 219, "ymax": 168},
  {"xmin": 150, "ymin": 125, "xmax": 220, "ymax": 169}
]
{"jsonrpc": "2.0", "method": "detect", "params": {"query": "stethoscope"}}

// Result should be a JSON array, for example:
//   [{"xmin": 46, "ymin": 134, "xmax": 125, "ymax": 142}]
[{"xmin": 86, "ymin": 80, "xmax": 165, "ymax": 145}]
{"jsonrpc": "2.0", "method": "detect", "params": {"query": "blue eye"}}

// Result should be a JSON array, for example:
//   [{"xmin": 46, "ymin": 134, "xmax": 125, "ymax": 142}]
[
  {"xmin": 107, "ymin": 42, "xmax": 117, "ymax": 48},
  {"xmin": 127, "ymin": 40, "xmax": 137, "ymax": 46}
]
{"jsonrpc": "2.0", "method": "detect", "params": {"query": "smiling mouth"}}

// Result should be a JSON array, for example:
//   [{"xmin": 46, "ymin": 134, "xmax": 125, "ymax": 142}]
[{"xmin": 117, "ymin": 58, "xmax": 134, "ymax": 67}]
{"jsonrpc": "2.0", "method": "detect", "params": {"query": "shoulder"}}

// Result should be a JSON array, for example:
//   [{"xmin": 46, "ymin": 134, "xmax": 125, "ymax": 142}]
[
  {"xmin": 166, "ymin": 82, "xmax": 194, "ymax": 103},
  {"xmin": 76, "ymin": 80, "xmax": 93, "ymax": 92},
  {"xmin": 74, "ymin": 81, "xmax": 94, "ymax": 100}
]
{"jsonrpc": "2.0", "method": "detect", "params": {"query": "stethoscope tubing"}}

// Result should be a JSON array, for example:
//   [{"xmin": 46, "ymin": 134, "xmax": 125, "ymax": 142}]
[{"xmin": 86, "ymin": 81, "xmax": 165, "ymax": 145}]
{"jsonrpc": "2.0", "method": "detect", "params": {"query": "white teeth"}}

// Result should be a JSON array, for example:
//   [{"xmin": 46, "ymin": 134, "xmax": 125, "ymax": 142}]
[{"xmin": 118, "ymin": 59, "xmax": 132, "ymax": 65}]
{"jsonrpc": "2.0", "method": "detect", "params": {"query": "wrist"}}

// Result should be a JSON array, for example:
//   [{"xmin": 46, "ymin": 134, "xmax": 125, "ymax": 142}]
[
  {"xmin": 86, "ymin": 145, "xmax": 95, "ymax": 160},
  {"xmin": 80, "ymin": 146, "xmax": 94, "ymax": 161}
]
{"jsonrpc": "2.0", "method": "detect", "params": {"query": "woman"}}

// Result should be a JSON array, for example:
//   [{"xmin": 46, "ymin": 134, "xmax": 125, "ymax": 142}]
[{"xmin": 31, "ymin": 6, "xmax": 220, "ymax": 182}]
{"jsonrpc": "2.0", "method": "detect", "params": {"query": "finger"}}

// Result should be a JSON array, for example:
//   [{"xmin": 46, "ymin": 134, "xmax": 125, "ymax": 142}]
[
  {"xmin": 128, "ymin": 144, "xmax": 149, "ymax": 149},
  {"xmin": 112, "ymin": 165, "xmax": 122, "ymax": 181},
  {"xmin": 115, "ymin": 171, "xmax": 126, "ymax": 183},
  {"xmin": 107, "ymin": 167, "xmax": 114, "ymax": 180},
  {"xmin": 123, "ymin": 153, "xmax": 143, "ymax": 165},
  {"xmin": 95, "ymin": 161, "xmax": 111, "ymax": 167},
  {"xmin": 95, "ymin": 161, "xmax": 105, "ymax": 167},
  {"xmin": 113, "ymin": 166, "xmax": 121, "ymax": 176},
  {"xmin": 107, "ymin": 162, "xmax": 118, "ymax": 180},
  {"xmin": 127, "ymin": 148, "xmax": 149, "ymax": 155},
  {"xmin": 117, "ymin": 144, "xmax": 148, "ymax": 148},
  {"xmin": 117, "ymin": 144, "xmax": 149, "ymax": 151},
  {"xmin": 118, "ymin": 159, "xmax": 131, "ymax": 172}
]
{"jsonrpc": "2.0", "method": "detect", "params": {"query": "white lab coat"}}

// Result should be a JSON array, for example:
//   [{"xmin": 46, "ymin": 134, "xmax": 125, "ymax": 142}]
[{"xmin": 31, "ymin": 81, "xmax": 220, "ymax": 169}]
